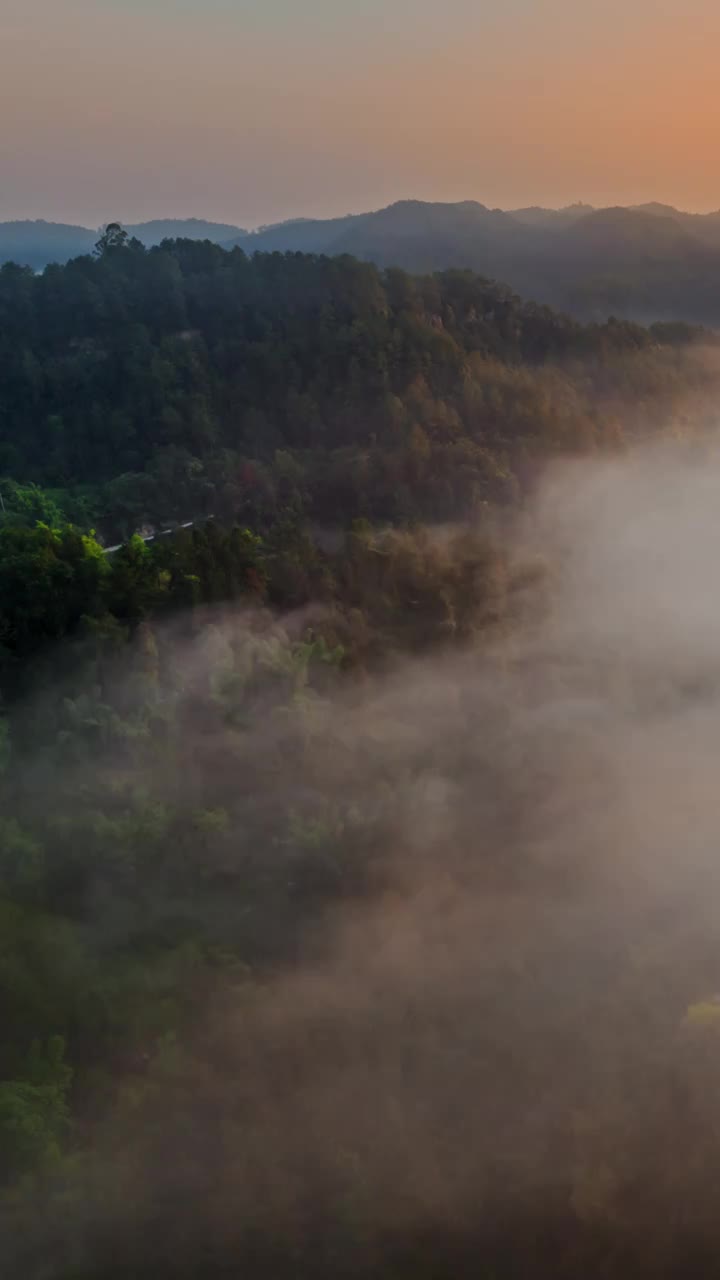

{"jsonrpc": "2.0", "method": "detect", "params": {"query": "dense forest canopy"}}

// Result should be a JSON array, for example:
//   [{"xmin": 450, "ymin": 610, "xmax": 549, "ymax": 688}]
[
  {"xmin": 4, "ymin": 238, "xmax": 720, "ymax": 1277},
  {"xmin": 1, "ymin": 235, "xmax": 718, "ymax": 546}
]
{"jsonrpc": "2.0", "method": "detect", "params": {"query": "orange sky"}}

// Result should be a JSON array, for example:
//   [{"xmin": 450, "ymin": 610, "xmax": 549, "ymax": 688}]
[{"xmin": 2, "ymin": 0, "xmax": 720, "ymax": 226}]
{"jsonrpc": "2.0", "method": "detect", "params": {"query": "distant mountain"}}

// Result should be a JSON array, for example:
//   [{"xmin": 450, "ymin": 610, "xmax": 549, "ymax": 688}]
[
  {"xmin": 231, "ymin": 200, "xmax": 526, "ymax": 257},
  {"xmin": 0, "ymin": 218, "xmax": 245, "ymax": 268},
  {"xmin": 631, "ymin": 202, "xmax": 720, "ymax": 249},
  {"xmin": 229, "ymin": 200, "xmax": 720, "ymax": 324},
  {"xmin": 229, "ymin": 201, "xmax": 548, "ymax": 285},
  {"xmin": 633, "ymin": 201, "xmax": 688, "ymax": 219},
  {"xmin": 126, "ymin": 218, "xmax": 245, "ymax": 247},
  {"xmin": 633, "ymin": 201, "xmax": 720, "ymax": 225},
  {"xmin": 0, "ymin": 220, "xmax": 96, "ymax": 270},
  {"xmin": 230, "ymin": 200, "xmax": 709, "ymax": 264},
  {"xmin": 229, "ymin": 213, "xmax": 360, "ymax": 254},
  {"xmin": 561, "ymin": 206, "xmax": 702, "ymax": 258},
  {"xmin": 509, "ymin": 202, "xmax": 595, "ymax": 228},
  {"xmin": 324, "ymin": 200, "xmax": 532, "ymax": 272}
]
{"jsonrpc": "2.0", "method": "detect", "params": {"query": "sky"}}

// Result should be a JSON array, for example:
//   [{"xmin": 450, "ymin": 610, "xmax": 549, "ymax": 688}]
[{"xmin": 2, "ymin": 0, "xmax": 720, "ymax": 227}]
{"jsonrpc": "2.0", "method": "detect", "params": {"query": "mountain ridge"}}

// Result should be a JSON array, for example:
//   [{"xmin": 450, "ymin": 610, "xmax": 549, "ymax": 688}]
[
  {"xmin": 4, "ymin": 200, "xmax": 720, "ymax": 323},
  {"xmin": 0, "ymin": 217, "xmax": 246, "ymax": 269}
]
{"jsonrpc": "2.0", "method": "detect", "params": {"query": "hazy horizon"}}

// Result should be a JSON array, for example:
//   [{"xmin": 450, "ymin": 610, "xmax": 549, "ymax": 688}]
[
  {"xmin": 4, "ymin": 0, "xmax": 720, "ymax": 228},
  {"xmin": 4, "ymin": 195, "xmax": 720, "ymax": 235}
]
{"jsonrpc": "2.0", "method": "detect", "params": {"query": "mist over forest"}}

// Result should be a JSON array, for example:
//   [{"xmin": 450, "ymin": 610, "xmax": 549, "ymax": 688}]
[{"xmin": 4, "ymin": 229, "xmax": 720, "ymax": 1277}]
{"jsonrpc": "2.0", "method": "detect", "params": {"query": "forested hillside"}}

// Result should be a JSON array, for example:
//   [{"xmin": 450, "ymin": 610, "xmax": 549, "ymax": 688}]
[
  {"xmin": 4, "ymin": 238, "xmax": 720, "ymax": 1278},
  {"xmin": 2, "ymin": 234, "xmax": 717, "ymax": 547}
]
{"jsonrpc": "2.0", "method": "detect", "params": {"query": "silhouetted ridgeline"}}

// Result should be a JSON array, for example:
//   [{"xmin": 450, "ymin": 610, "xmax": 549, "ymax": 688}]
[
  {"xmin": 6, "ymin": 199, "xmax": 720, "ymax": 322},
  {"xmin": 0, "ymin": 217, "xmax": 245, "ymax": 270}
]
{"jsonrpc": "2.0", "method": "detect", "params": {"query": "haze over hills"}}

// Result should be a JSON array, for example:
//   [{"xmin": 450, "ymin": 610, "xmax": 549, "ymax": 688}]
[
  {"xmin": 228, "ymin": 200, "xmax": 720, "ymax": 324},
  {"xmin": 5, "ymin": 200, "xmax": 720, "ymax": 323},
  {"xmin": 0, "ymin": 217, "xmax": 245, "ymax": 270},
  {"xmin": 507, "ymin": 202, "xmax": 595, "ymax": 229},
  {"xmin": 125, "ymin": 218, "xmax": 246, "ymax": 246}
]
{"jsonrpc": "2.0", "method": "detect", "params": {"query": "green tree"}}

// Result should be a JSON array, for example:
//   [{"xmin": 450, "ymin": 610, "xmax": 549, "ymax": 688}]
[
  {"xmin": 94, "ymin": 222, "xmax": 129, "ymax": 255},
  {"xmin": 0, "ymin": 1037, "xmax": 72, "ymax": 1180}
]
